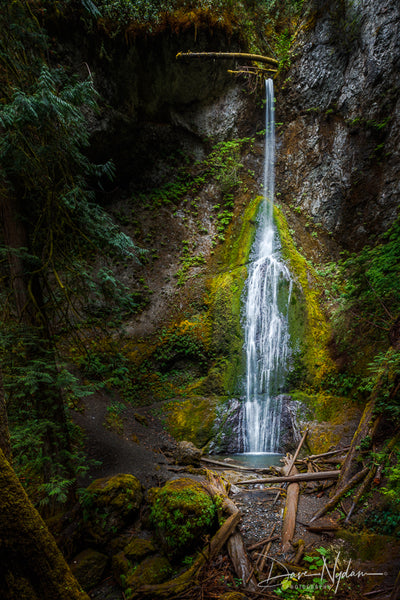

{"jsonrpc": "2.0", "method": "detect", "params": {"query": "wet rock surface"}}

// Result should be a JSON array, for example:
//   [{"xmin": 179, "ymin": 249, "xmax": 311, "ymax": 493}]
[{"xmin": 277, "ymin": 0, "xmax": 400, "ymax": 250}]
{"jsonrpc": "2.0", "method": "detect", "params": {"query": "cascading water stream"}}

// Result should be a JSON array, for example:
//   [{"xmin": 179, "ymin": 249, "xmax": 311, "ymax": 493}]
[{"xmin": 241, "ymin": 79, "xmax": 293, "ymax": 453}]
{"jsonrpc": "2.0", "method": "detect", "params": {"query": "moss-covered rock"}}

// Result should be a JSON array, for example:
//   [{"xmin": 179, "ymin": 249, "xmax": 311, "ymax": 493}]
[
  {"xmin": 83, "ymin": 474, "xmax": 142, "ymax": 543},
  {"xmin": 112, "ymin": 550, "xmax": 132, "ymax": 581},
  {"xmin": 149, "ymin": 477, "xmax": 217, "ymax": 558},
  {"xmin": 124, "ymin": 537, "xmax": 155, "ymax": 562},
  {"xmin": 166, "ymin": 396, "xmax": 218, "ymax": 447},
  {"xmin": 174, "ymin": 440, "xmax": 203, "ymax": 465},
  {"xmin": 125, "ymin": 555, "xmax": 172, "ymax": 597},
  {"xmin": 219, "ymin": 593, "xmax": 249, "ymax": 600},
  {"xmin": 70, "ymin": 549, "xmax": 108, "ymax": 592},
  {"xmin": 112, "ymin": 537, "xmax": 156, "ymax": 584},
  {"xmin": 274, "ymin": 205, "xmax": 336, "ymax": 386},
  {"xmin": 291, "ymin": 391, "xmax": 361, "ymax": 454}
]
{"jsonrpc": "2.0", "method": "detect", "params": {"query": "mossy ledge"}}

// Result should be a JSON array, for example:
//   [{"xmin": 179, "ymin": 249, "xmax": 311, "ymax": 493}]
[{"xmin": 274, "ymin": 205, "xmax": 336, "ymax": 386}]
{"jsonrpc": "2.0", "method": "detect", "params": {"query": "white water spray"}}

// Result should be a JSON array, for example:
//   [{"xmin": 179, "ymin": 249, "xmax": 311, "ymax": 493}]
[{"xmin": 242, "ymin": 79, "xmax": 292, "ymax": 453}]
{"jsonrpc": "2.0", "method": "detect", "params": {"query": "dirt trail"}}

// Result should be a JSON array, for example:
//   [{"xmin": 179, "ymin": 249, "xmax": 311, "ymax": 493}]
[{"xmin": 70, "ymin": 391, "xmax": 176, "ymax": 488}]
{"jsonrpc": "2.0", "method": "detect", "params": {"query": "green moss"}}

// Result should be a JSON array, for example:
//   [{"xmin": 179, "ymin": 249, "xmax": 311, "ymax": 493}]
[
  {"xmin": 274, "ymin": 205, "xmax": 336, "ymax": 386},
  {"xmin": 124, "ymin": 538, "xmax": 155, "ymax": 562},
  {"xmin": 149, "ymin": 478, "xmax": 217, "ymax": 558},
  {"xmin": 205, "ymin": 195, "xmax": 261, "ymax": 393},
  {"xmin": 165, "ymin": 396, "xmax": 218, "ymax": 448},
  {"xmin": 336, "ymin": 530, "xmax": 400, "ymax": 563},
  {"xmin": 125, "ymin": 555, "xmax": 173, "ymax": 597},
  {"xmin": 83, "ymin": 474, "xmax": 142, "ymax": 543}
]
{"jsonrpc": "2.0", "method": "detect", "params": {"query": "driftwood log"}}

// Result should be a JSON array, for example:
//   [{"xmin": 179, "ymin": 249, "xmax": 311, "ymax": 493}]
[
  {"xmin": 310, "ymin": 466, "xmax": 369, "ymax": 523},
  {"xmin": 237, "ymin": 470, "xmax": 340, "ymax": 486},
  {"xmin": 228, "ymin": 532, "xmax": 258, "ymax": 590},
  {"xmin": 281, "ymin": 458, "xmax": 300, "ymax": 553}
]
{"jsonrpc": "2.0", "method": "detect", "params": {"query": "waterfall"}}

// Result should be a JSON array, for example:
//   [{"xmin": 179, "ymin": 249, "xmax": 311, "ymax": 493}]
[{"xmin": 241, "ymin": 79, "xmax": 293, "ymax": 453}]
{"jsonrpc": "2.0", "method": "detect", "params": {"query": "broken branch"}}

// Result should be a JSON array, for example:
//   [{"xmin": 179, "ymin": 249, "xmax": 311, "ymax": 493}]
[{"xmin": 176, "ymin": 51, "xmax": 279, "ymax": 66}]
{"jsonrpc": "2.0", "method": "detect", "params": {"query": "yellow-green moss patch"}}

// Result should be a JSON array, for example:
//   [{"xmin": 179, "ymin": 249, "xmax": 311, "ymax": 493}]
[
  {"xmin": 165, "ymin": 396, "xmax": 218, "ymax": 448},
  {"xmin": 274, "ymin": 205, "xmax": 336, "ymax": 385}
]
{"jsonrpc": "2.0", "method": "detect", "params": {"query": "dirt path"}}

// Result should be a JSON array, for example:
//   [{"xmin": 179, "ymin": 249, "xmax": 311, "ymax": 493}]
[{"xmin": 70, "ymin": 390, "xmax": 176, "ymax": 488}]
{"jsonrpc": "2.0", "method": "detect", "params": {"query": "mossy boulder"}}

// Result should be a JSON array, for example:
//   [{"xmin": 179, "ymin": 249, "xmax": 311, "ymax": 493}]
[
  {"xmin": 149, "ymin": 477, "xmax": 217, "ymax": 558},
  {"xmin": 83, "ymin": 474, "xmax": 142, "ymax": 543},
  {"xmin": 70, "ymin": 549, "xmax": 108, "ymax": 592},
  {"xmin": 112, "ymin": 550, "xmax": 131, "ymax": 581},
  {"xmin": 125, "ymin": 555, "xmax": 172, "ymax": 597},
  {"xmin": 124, "ymin": 537, "xmax": 155, "ymax": 562},
  {"xmin": 112, "ymin": 537, "xmax": 156, "ymax": 583},
  {"xmin": 165, "ymin": 395, "xmax": 218, "ymax": 448},
  {"xmin": 219, "ymin": 593, "xmax": 249, "ymax": 600},
  {"xmin": 174, "ymin": 440, "xmax": 203, "ymax": 465}
]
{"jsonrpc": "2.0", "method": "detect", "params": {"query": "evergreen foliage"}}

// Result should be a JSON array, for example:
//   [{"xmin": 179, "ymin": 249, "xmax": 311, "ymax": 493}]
[{"xmin": 0, "ymin": 0, "xmax": 142, "ymax": 507}]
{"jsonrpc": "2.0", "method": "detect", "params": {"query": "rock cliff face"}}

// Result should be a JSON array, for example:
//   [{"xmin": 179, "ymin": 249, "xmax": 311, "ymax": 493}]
[{"xmin": 277, "ymin": 0, "xmax": 400, "ymax": 250}]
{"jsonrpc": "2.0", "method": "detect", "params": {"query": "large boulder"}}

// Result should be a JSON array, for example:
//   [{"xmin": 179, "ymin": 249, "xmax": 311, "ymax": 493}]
[
  {"xmin": 174, "ymin": 440, "xmax": 202, "ymax": 465},
  {"xmin": 83, "ymin": 474, "xmax": 142, "ymax": 543},
  {"xmin": 149, "ymin": 477, "xmax": 217, "ymax": 558}
]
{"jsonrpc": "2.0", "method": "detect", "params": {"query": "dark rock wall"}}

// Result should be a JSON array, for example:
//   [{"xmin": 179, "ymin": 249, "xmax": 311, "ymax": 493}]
[{"xmin": 276, "ymin": 0, "xmax": 400, "ymax": 250}]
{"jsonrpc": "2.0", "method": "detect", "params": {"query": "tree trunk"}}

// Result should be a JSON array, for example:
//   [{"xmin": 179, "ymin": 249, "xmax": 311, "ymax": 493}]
[
  {"xmin": 310, "ymin": 467, "xmax": 369, "ymax": 523},
  {"xmin": 0, "ymin": 369, "xmax": 12, "ymax": 461},
  {"xmin": 0, "ymin": 449, "xmax": 88, "ymax": 600}
]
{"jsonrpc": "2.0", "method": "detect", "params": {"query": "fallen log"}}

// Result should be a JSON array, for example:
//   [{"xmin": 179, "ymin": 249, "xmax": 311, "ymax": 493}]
[
  {"xmin": 236, "ymin": 470, "xmax": 340, "ymax": 486},
  {"xmin": 335, "ymin": 399, "xmax": 381, "ymax": 495},
  {"xmin": 281, "ymin": 458, "xmax": 300, "ymax": 553},
  {"xmin": 242, "ymin": 487, "xmax": 287, "ymax": 494},
  {"xmin": 176, "ymin": 51, "xmax": 279, "ymax": 67},
  {"xmin": 200, "ymin": 456, "xmax": 272, "ymax": 472},
  {"xmin": 306, "ymin": 523, "xmax": 340, "ymax": 533},
  {"xmin": 293, "ymin": 540, "xmax": 305, "ymax": 566},
  {"xmin": 344, "ymin": 434, "xmax": 399, "ymax": 523},
  {"xmin": 204, "ymin": 473, "xmax": 257, "ymax": 591},
  {"xmin": 310, "ymin": 466, "xmax": 369, "ymax": 523}
]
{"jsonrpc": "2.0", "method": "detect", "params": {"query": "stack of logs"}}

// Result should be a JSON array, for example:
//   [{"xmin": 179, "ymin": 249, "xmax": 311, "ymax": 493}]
[{"xmin": 138, "ymin": 421, "xmax": 399, "ymax": 598}]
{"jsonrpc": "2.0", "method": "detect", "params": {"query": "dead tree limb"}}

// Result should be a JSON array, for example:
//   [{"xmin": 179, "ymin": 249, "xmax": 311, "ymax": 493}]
[
  {"xmin": 247, "ymin": 533, "xmax": 279, "ymax": 552},
  {"xmin": 302, "ymin": 447, "xmax": 350, "ymax": 461},
  {"xmin": 176, "ymin": 51, "xmax": 279, "ymax": 67},
  {"xmin": 228, "ymin": 532, "xmax": 258, "ymax": 590},
  {"xmin": 236, "ymin": 470, "xmax": 340, "ymax": 486},
  {"xmin": 257, "ymin": 524, "xmax": 277, "ymax": 573},
  {"xmin": 200, "ymin": 456, "xmax": 272, "ymax": 472},
  {"xmin": 281, "ymin": 458, "xmax": 300, "ymax": 553},
  {"xmin": 344, "ymin": 465, "xmax": 377, "ymax": 524},
  {"xmin": 285, "ymin": 429, "xmax": 308, "ymax": 476},
  {"xmin": 335, "ymin": 399, "xmax": 381, "ymax": 495},
  {"xmin": 310, "ymin": 467, "xmax": 369, "ymax": 523}
]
